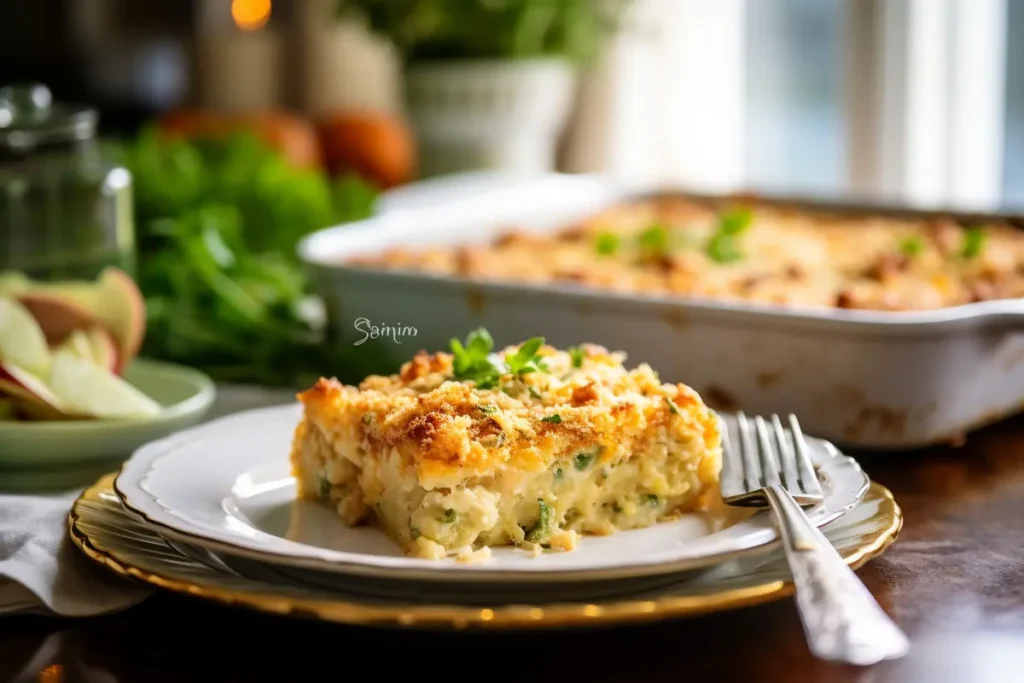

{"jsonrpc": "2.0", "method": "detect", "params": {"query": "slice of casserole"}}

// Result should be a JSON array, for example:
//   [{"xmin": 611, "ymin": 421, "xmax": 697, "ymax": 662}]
[{"xmin": 290, "ymin": 329, "xmax": 722, "ymax": 560}]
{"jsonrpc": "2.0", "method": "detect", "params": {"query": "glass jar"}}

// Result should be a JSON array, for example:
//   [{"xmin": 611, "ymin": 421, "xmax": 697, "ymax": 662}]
[{"xmin": 0, "ymin": 83, "xmax": 134, "ymax": 282}]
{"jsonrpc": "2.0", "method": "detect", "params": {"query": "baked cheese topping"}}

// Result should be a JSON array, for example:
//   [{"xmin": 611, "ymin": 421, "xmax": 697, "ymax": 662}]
[
  {"xmin": 290, "ymin": 330, "xmax": 722, "ymax": 560},
  {"xmin": 346, "ymin": 198, "xmax": 1024, "ymax": 311}
]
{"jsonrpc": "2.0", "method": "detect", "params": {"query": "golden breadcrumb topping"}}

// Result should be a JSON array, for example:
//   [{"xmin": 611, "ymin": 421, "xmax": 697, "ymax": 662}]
[
  {"xmin": 296, "ymin": 342, "xmax": 720, "ymax": 488},
  {"xmin": 345, "ymin": 198, "xmax": 1024, "ymax": 311},
  {"xmin": 292, "ymin": 333, "xmax": 723, "ymax": 559}
]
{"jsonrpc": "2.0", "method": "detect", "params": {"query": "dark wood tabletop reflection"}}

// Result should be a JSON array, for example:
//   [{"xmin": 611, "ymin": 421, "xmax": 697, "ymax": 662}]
[{"xmin": 4, "ymin": 415, "xmax": 1024, "ymax": 683}]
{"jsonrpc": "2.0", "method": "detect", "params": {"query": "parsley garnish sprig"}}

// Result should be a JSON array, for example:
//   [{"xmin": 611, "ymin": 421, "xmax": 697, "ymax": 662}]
[
  {"xmin": 449, "ymin": 327, "xmax": 506, "ymax": 388},
  {"xmin": 505, "ymin": 336, "xmax": 549, "ymax": 375},
  {"xmin": 449, "ymin": 328, "xmax": 548, "ymax": 389}
]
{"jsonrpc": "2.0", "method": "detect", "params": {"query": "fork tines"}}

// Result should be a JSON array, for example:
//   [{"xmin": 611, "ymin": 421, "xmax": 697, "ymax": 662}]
[{"xmin": 728, "ymin": 412, "xmax": 824, "ymax": 505}]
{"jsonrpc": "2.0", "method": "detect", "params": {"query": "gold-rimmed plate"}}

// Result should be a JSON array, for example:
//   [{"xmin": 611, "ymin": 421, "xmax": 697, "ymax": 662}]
[
  {"xmin": 112, "ymin": 405, "xmax": 870, "ymax": 585},
  {"xmin": 69, "ymin": 474, "xmax": 902, "ymax": 630}
]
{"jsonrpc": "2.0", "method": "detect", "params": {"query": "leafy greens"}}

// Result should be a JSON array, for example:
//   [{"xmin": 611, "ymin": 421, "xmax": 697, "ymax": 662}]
[
  {"xmin": 118, "ymin": 126, "xmax": 378, "ymax": 386},
  {"xmin": 449, "ymin": 327, "xmax": 548, "ymax": 389}
]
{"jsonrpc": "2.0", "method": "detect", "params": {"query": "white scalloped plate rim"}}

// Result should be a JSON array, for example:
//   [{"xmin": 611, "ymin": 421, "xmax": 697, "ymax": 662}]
[{"xmin": 114, "ymin": 403, "xmax": 870, "ymax": 584}]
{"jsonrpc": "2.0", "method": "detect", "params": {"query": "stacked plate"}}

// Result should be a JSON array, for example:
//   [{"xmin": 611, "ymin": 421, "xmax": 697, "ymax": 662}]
[{"xmin": 70, "ymin": 403, "xmax": 903, "ymax": 629}]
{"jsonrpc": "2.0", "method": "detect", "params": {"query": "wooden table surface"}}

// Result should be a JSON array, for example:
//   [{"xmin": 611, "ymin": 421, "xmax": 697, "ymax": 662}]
[{"xmin": 3, "ymin": 412, "xmax": 1024, "ymax": 683}]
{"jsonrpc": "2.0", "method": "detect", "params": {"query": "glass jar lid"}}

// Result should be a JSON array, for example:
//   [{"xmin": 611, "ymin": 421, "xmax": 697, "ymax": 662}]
[{"xmin": 0, "ymin": 83, "xmax": 98, "ymax": 153}]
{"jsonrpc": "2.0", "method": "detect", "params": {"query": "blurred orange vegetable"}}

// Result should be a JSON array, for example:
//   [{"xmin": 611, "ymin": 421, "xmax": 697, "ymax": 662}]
[
  {"xmin": 318, "ymin": 112, "xmax": 416, "ymax": 189},
  {"xmin": 157, "ymin": 109, "xmax": 323, "ymax": 170}
]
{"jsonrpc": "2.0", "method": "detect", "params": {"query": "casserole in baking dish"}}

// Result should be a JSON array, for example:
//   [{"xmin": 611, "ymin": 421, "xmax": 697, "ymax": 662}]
[
  {"xmin": 298, "ymin": 174, "xmax": 1024, "ymax": 449},
  {"xmin": 349, "ymin": 195, "xmax": 1024, "ymax": 312}
]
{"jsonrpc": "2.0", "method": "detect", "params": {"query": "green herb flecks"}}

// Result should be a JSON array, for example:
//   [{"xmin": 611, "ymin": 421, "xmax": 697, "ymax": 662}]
[
  {"xmin": 637, "ymin": 222, "xmax": 670, "ymax": 257},
  {"xmin": 706, "ymin": 206, "xmax": 754, "ymax": 264},
  {"xmin": 899, "ymin": 236, "xmax": 924, "ymax": 258},
  {"xmin": 541, "ymin": 414, "xmax": 562, "ymax": 424},
  {"xmin": 442, "ymin": 509, "xmax": 457, "ymax": 524},
  {"xmin": 962, "ymin": 226, "xmax": 986, "ymax": 259},
  {"xmin": 706, "ymin": 233, "xmax": 743, "ymax": 263},
  {"xmin": 644, "ymin": 494, "xmax": 659, "ymax": 506},
  {"xmin": 478, "ymin": 404, "xmax": 497, "ymax": 415},
  {"xmin": 666, "ymin": 397, "xmax": 681, "ymax": 415},
  {"xmin": 595, "ymin": 232, "xmax": 620, "ymax": 256},
  {"xmin": 362, "ymin": 413, "xmax": 374, "ymax": 425},
  {"xmin": 554, "ymin": 468, "xmax": 564, "ymax": 480},
  {"xmin": 524, "ymin": 499, "xmax": 553, "ymax": 543},
  {"xmin": 719, "ymin": 207, "xmax": 754, "ymax": 235},
  {"xmin": 568, "ymin": 345, "xmax": 585, "ymax": 368},
  {"xmin": 574, "ymin": 451, "xmax": 597, "ymax": 471}
]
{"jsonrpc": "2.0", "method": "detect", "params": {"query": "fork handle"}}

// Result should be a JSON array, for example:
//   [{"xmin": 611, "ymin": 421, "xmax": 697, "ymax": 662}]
[{"xmin": 764, "ymin": 485, "xmax": 910, "ymax": 665}]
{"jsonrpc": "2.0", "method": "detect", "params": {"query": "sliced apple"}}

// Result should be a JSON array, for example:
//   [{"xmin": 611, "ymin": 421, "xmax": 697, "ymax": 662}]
[
  {"xmin": 0, "ymin": 296, "xmax": 52, "ymax": 376},
  {"xmin": 94, "ymin": 267, "xmax": 146, "ymax": 369},
  {"xmin": 17, "ymin": 292, "xmax": 99, "ymax": 347},
  {"xmin": 0, "ymin": 360, "xmax": 71, "ymax": 420},
  {"xmin": 59, "ymin": 328, "xmax": 96, "ymax": 364},
  {"xmin": 47, "ymin": 350, "xmax": 161, "ymax": 419},
  {"xmin": 25, "ymin": 268, "xmax": 146, "ymax": 372},
  {"xmin": 55, "ymin": 326, "xmax": 119, "ymax": 373},
  {"xmin": 86, "ymin": 326, "xmax": 119, "ymax": 372},
  {"xmin": 0, "ymin": 271, "xmax": 30, "ymax": 297}
]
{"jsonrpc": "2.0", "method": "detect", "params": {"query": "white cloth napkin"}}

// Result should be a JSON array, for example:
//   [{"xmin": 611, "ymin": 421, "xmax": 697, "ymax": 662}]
[
  {"xmin": 0, "ymin": 489, "xmax": 151, "ymax": 617},
  {"xmin": 0, "ymin": 384, "xmax": 297, "ymax": 618}
]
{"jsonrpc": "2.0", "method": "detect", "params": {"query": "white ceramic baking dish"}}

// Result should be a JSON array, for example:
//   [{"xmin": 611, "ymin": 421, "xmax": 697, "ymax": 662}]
[{"xmin": 298, "ymin": 173, "xmax": 1024, "ymax": 450}]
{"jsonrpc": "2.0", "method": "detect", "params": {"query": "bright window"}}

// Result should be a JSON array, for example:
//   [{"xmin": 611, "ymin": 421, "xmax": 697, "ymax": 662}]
[
  {"xmin": 743, "ymin": 0, "xmax": 845, "ymax": 195},
  {"xmin": 1002, "ymin": 0, "xmax": 1024, "ymax": 206},
  {"xmin": 571, "ymin": 0, "xmax": 1013, "ymax": 210}
]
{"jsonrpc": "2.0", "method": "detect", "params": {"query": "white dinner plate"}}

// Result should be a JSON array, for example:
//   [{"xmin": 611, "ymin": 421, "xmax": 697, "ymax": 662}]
[
  {"xmin": 114, "ymin": 403, "xmax": 870, "ymax": 584},
  {"xmin": 73, "ymin": 474, "xmax": 902, "ymax": 628}
]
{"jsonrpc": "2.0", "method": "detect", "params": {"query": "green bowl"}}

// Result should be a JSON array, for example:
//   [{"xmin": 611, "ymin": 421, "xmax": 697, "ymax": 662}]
[{"xmin": 0, "ymin": 359, "xmax": 216, "ymax": 492}]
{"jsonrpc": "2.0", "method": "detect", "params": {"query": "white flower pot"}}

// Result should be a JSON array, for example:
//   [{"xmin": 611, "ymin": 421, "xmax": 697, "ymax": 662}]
[{"xmin": 404, "ymin": 59, "xmax": 577, "ymax": 177}]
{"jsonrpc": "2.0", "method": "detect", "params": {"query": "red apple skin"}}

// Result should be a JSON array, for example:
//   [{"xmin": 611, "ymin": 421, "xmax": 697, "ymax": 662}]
[
  {"xmin": 98, "ymin": 268, "xmax": 146, "ymax": 369},
  {"xmin": 88, "ymin": 326, "xmax": 121, "ymax": 374},
  {"xmin": 13, "ymin": 268, "xmax": 145, "ymax": 373},
  {"xmin": 16, "ymin": 294, "xmax": 98, "ymax": 346},
  {"xmin": 0, "ymin": 364, "xmax": 68, "ymax": 420}
]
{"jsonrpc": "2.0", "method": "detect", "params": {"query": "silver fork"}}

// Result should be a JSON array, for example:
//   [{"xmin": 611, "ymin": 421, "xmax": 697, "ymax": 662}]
[{"xmin": 721, "ymin": 412, "xmax": 909, "ymax": 665}]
